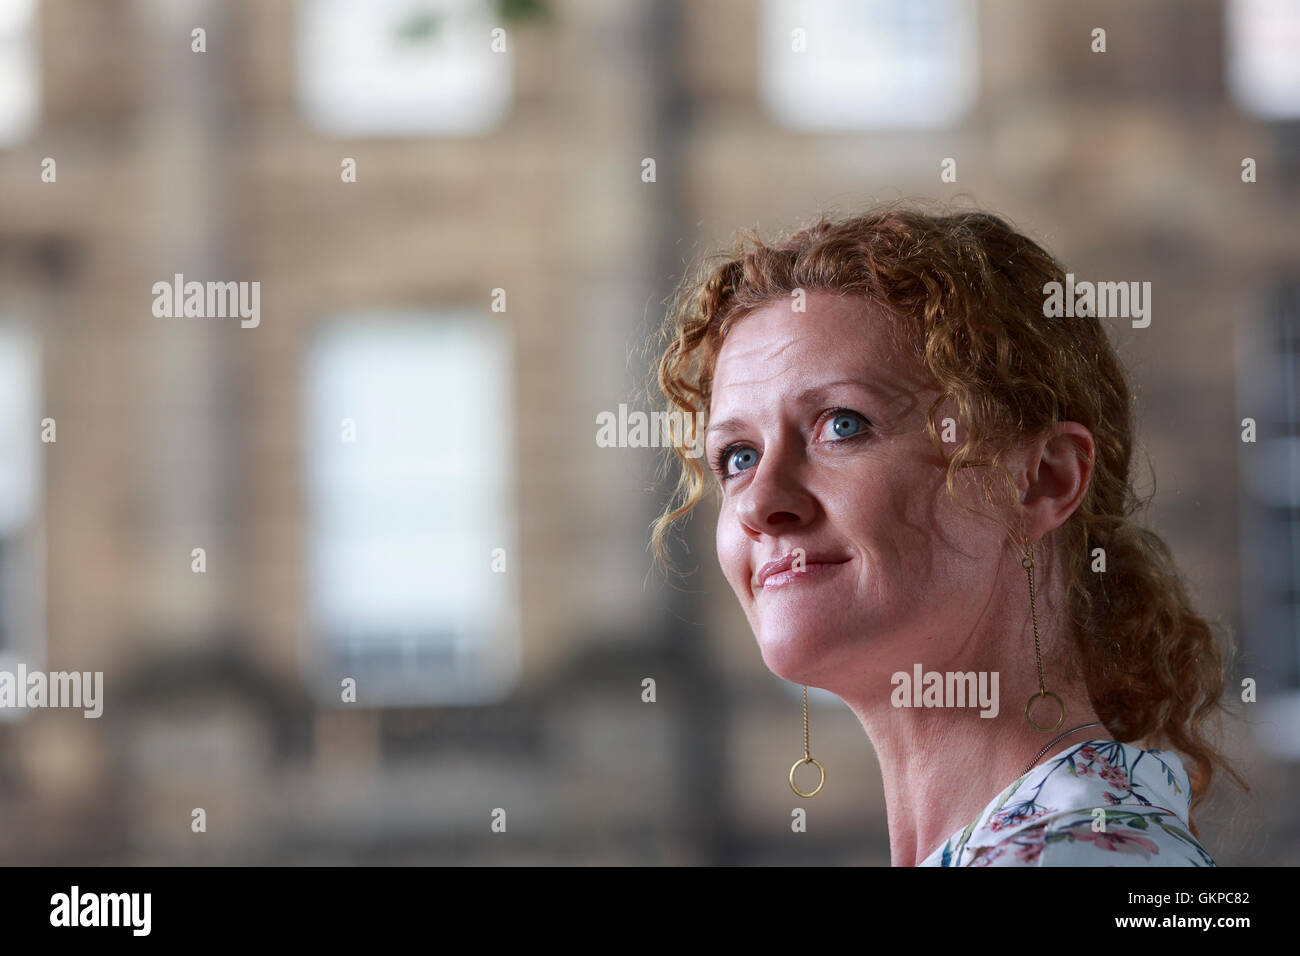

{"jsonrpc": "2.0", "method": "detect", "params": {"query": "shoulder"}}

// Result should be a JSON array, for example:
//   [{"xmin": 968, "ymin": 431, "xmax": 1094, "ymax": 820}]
[
  {"xmin": 965, "ymin": 808, "xmax": 1215, "ymax": 867},
  {"xmin": 942, "ymin": 740, "xmax": 1216, "ymax": 867}
]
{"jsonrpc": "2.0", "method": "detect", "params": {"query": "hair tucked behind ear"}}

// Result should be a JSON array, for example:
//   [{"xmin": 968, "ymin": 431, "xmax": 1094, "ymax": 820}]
[{"xmin": 647, "ymin": 199, "xmax": 1247, "ymax": 835}]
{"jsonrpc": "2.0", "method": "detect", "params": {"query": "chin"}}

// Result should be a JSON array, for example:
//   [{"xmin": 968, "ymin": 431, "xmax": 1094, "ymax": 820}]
[{"xmin": 754, "ymin": 623, "xmax": 824, "ymax": 684}]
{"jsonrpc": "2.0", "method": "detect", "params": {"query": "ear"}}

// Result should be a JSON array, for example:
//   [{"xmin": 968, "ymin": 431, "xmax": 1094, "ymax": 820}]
[{"xmin": 1018, "ymin": 422, "xmax": 1095, "ymax": 540}]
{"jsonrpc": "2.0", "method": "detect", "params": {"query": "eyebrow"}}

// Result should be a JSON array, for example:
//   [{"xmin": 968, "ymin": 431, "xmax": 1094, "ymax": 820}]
[{"xmin": 705, "ymin": 379, "xmax": 881, "ymax": 444}]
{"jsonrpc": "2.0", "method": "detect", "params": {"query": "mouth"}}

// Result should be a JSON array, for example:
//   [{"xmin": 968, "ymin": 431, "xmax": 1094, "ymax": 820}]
[{"xmin": 755, "ymin": 554, "xmax": 851, "ymax": 591}]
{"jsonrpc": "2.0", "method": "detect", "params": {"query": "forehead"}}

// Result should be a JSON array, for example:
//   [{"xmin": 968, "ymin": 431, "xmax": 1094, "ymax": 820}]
[{"xmin": 709, "ymin": 292, "xmax": 905, "ymax": 401}]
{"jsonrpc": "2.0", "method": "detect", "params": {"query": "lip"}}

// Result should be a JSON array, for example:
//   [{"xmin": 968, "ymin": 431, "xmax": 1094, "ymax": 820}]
[{"xmin": 756, "ymin": 552, "xmax": 851, "ymax": 589}]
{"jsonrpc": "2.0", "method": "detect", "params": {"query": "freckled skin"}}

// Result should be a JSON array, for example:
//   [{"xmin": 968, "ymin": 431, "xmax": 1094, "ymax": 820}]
[
  {"xmin": 706, "ymin": 291, "xmax": 1103, "ymax": 866},
  {"xmin": 708, "ymin": 292, "xmax": 1002, "ymax": 690}
]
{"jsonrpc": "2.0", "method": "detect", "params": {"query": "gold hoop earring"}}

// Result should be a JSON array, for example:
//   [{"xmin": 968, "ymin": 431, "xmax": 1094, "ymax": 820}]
[
  {"xmin": 1023, "ymin": 543, "xmax": 1065, "ymax": 732},
  {"xmin": 789, "ymin": 684, "xmax": 825, "ymax": 797}
]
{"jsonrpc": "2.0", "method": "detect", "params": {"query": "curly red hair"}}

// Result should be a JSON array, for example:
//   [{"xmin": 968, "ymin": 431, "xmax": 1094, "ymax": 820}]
[{"xmin": 648, "ymin": 200, "xmax": 1246, "ymax": 834}]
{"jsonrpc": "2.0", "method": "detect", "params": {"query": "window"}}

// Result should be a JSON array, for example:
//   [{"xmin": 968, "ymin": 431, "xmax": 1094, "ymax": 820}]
[
  {"xmin": 296, "ymin": 0, "xmax": 512, "ymax": 137},
  {"xmin": 759, "ymin": 0, "xmax": 978, "ymax": 130},
  {"xmin": 302, "ymin": 312, "xmax": 519, "ymax": 706},
  {"xmin": 0, "ymin": 321, "xmax": 44, "ymax": 720},
  {"xmin": 0, "ymin": 0, "xmax": 38, "ymax": 147},
  {"xmin": 1237, "ymin": 279, "xmax": 1300, "ymax": 756},
  {"xmin": 1226, "ymin": 0, "xmax": 1300, "ymax": 120}
]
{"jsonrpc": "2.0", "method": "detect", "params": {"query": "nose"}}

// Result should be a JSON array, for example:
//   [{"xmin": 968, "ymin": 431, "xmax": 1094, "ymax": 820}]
[{"xmin": 734, "ymin": 443, "xmax": 814, "ymax": 535}]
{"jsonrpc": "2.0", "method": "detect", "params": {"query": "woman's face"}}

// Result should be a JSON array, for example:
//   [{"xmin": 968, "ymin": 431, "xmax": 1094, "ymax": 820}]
[{"xmin": 706, "ymin": 292, "xmax": 1012, "ymax": 690}]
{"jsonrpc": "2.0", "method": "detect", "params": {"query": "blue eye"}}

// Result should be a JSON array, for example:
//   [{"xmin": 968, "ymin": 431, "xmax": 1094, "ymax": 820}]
[
  {"xmin": 710, "ymin": 409, "xmax": 871, "ymax": 483},
  {"xmin": 714, "ymin": 444, "xmax": 758, "ymax": 480},
  {"xmin": 823, "ymin": 409, "xmax": 868, "ymax": 441},
  {"xmin": 829, "ymin": 412, "xmax": 861, "ymax": 438}
]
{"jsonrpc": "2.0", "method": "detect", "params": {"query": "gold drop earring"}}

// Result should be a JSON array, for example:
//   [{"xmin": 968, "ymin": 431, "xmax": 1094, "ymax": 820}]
[
  {"xmin": 789, "ymin": 684, "xmax": 825, "ymax": 797},
  {"xmin": 1022, "ymin": 541, "xmax": 1065, "ymax": 732}
]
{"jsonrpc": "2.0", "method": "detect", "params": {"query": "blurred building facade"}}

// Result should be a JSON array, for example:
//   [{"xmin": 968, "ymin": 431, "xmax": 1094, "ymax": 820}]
[{"xmin": 0, "ymin": 0, "xmax": 1296, "ymax": 863}]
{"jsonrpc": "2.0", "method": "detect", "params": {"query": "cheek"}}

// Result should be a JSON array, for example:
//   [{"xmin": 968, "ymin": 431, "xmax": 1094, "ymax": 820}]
[
  {"xmin": 715, "ymin": 507, "xmax": 749, "ymax": 597},
  {"xmin": 822, "ymin": 463, "xmax": 909, "ymax": 532},
  {"xmin": 821, "ymin": 460, "xmax": 945, "ymax": 568}
]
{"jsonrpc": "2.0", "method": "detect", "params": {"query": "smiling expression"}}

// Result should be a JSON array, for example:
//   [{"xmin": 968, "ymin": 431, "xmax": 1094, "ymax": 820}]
[{"xmin": 706, "ymin": 291, "xmax": 1015, "ymax": 690}]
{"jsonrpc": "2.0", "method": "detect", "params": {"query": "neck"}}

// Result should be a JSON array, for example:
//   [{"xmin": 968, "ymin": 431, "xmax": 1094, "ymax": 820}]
[
  {"xmin": 849, "ymin": 690, "xmax": 1106, "ymax": 866},
  {"xmin": 815, "ymin": 550, "xmax": 1108, "ymax": 866}
]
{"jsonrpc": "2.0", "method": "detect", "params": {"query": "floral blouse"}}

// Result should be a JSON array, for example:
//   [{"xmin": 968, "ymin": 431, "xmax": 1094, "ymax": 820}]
[{"xmin": 918, "ymin": 740, "xmax": 1215, "ymax": 866}]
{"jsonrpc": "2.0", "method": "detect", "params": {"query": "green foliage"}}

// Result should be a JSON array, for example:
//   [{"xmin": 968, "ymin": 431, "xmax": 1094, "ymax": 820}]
[
  {"xmin": 394, "ymin": 0, "xmax": 551, "ymax": 44},
  {"xmin": 497, "ymin": 0, "xmax": 551, "ymax": 24}
]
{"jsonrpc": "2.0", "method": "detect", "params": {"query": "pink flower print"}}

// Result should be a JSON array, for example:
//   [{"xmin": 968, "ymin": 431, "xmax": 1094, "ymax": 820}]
[
  {"xmin": 1072, "ymin": 827, "xmax": 1160, "ymax": 858},
  {"xmin": 1100, "ymin": 767, "xmax": 1130, "ymax": 790},
  {"xmin": 1075, "ymin": 761, "xmax": 1093, "ymax": 777},
  {"xmin": 989, "ymin": 806, "xmax": 1047, "ymax": 832},
  {"xmin": 969, "ymin": 843, "xmax": 1009, "ymax": 867},
  {"xmin": 969, "ymin": 828, "xmax": 1047, "ymax": 866},
  {"xmin": 1013, "ymin": 830, "xmax": 1046, "ymax": 864},
  {"xmin": 1103, "ymin": 791, "xmax": 1122, "ymax": 805},
  {"xmin": 1078, "ymin": 745, "xmax": 1098, "ymax": 761}
]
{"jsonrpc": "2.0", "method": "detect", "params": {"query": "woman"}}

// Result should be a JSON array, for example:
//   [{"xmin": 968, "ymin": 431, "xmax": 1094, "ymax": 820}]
[{"xmin": 649, "ymin": 203, "xmax": 1246, "ymax": 866}]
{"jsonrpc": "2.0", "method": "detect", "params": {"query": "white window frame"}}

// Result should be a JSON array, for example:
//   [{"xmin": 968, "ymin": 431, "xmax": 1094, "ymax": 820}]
[
  {"xmin": 301, "ymin": 310, "xmax": 520, "ymax": 707},
  {"xmin": 0, "ymin": 320, "xmax": 45, "ymax": 722},
  {"xmin": 759, "ymin": 0, "xmax": 978, "ymax": 131},
  {"xmin": 1226, "ymin": 0, "xmax": 1300, "ymax": 120},
  {"xmin": 0, "ymin": 0, "xmax": 39, "ymax": 147},
  {"xmin": 295, "ymin": 0, "xmax": 512, "ymax": 137}
]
